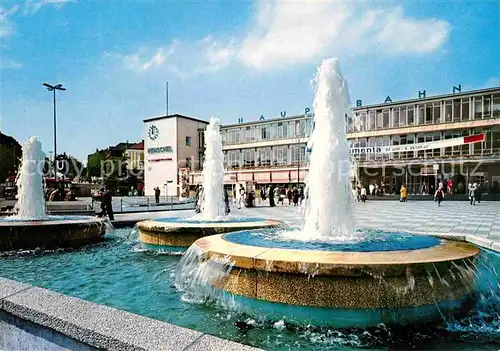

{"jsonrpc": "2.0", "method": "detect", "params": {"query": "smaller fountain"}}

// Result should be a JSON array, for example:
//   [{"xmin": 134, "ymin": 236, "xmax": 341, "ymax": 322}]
[
  {"xmin": 136, "ymin": 117, "xmax": 283, "ymax": 252},
  {"xmin": 0, "ymin": 137, "xmax": 106, "ymax": 251}
]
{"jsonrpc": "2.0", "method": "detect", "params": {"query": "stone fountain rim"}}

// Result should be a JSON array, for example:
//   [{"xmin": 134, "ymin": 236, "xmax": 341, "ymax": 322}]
[
  {"xmin": 136, "ymin": 219, "xmax": 284, "ymax": 230},
  {"xmin": 0, "ymin": 217, "xmax": 107, "ymax": 227},
  {"xmin": 193, "ymin": 234, "xmax": 480, "ymax": 274}
]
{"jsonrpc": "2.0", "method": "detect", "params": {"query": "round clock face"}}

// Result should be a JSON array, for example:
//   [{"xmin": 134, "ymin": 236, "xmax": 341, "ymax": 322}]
[{"xmin": 148, "ymin": 125, "xmax": 159, "ymax": 141}]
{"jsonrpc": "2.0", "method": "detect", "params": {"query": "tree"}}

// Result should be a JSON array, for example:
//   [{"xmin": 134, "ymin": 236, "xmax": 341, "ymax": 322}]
[{"xmin": 87, "ymin": 151, "xmax": 103, "ymax": 178}]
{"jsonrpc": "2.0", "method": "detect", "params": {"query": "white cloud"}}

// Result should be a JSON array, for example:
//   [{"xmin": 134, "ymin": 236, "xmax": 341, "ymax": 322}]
[
  {"xmin": 115, "ymin": 1, "xmax": 451, "ymax": 76},
  {"xmin": 123, "ymin": 46, "xmax": 175, "ymax": 72},
  {"xmin": 0, "ymin": 5, "xmax": 19, "ymax": 37},
  {"xmin": 1, "ymin": 59, "xmax": 23, "ymax": 69},
  {"xmin": 118, "ymin": 37, "xmax": 236, "ymax": 77},
  {"xmin": 238, "ymin": 1, "xmax": 451, "ymax": 69},
  {"xmin": 24, "ymin": 0, "xmax": 74, "ymax": 15}
]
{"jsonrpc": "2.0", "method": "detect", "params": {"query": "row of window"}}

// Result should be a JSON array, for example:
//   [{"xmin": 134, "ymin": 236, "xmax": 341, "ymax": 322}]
[
  {"xmin": 225, "ymin": 144, "xmax": 307, "ymax": 168},
  {"xmin": 221, "ymin": 119, "xmax": 312, "ymax": 146},
  {"xmin": 215, "ymin": 128, "xmax": 500, "ymax": 169},
  {"xmin": 350, "ymin": 129, "xmax": 500, "ymax": 162},
  {"xmin": 350, "ymin": 93, "xmax": 500, "ymax": 132},
  {"xmin": 216, "ymin": 93, "xmax": 500, "ymax": 146}
]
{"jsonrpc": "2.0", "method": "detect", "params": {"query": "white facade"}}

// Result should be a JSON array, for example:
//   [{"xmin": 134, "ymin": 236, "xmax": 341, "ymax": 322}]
[
  {"xmin": 144, "ymin": 117, "xmax": 178, "ymax": 196},
  {"xmin": 143, "ymin": 115, "xmax": 207, "ymax": 196}
]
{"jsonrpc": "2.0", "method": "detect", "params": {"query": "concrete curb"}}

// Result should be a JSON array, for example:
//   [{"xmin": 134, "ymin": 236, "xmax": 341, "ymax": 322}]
[{"xmin": 0, "ymin": 278, "xmax": 261, "ymax": 351}]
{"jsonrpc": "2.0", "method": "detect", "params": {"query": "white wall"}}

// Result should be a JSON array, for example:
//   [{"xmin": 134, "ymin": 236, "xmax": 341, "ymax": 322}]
[{"xmin": 144, "ymin": 118, "xmax": 178, "ymax": 196}]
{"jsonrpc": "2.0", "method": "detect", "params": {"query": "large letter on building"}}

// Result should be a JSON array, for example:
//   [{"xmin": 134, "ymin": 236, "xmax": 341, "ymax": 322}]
[
  {"xmin": 384, "ymin": 96, "xmax": 392, "ymax": 103},
  {"xmin": 419, "ymin": 90, "xmax": 426, "ymax": 98},
  {"xmin": 453, "ymin": 84, "xmax": 462, "ymax": 93},
  {"xmin": 280, "ymin": 111, "xmax": 286, "ymax": 117},
  {"xmin": 304, "ymin": 108, "xmax": 311, "ymax": 115},
  {"xmin": 356, "ymin": 100, "xmax": 362, "ymax": 107}
]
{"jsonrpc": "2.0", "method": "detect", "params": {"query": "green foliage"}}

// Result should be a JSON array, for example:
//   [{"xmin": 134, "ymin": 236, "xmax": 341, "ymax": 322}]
[{"xmin": 0, "ymin": 144, "xmax": 21, "ymax": 181}]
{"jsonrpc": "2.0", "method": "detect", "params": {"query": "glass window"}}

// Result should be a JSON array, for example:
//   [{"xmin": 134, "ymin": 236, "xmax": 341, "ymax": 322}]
[
  {"xmin": 392, "ymin": 135, "xmax": 400, "ymax": 159},
  {"xmin": 382, "ymin": 109, "xmax": 389, "ymax": 128},
  {"xmin": 425, "ymin": 104, "xmax": 433, "ymax": 124},
  {"xmin": 444, "ymin": 100, "xmax": 452, "ymax": 122},
  {"xmin": 492, "ymin": 129, "xmax": 500, "ymax": 154},
  {"xmin": 399, "ymin": 107, "xmax": 407, "ymax": 127},
  {"xmin": 376, "ymin": 110, "xmax": 384, "ymax": 129},
  {"xmin": 408, "ymin": 106, "xmax": 415, "ymax": 125},
  {"xmin": 257, "ymin": 147, "xmax": 271, "ymax": 166},
  {"xmin": 406, "ymin": 134, "xmax": 415, "ymax": 159},
  {"xmin": 392, "ymin": 108, "xmax": 399, "ymax": 128},
  {"xmin": 433, "ymin": 102, "xmax": 441, "ymax": 123},
  {"xmin": 369, "ymin": 111, "xmax": 376, "ymax": 130},
  {"xmin": 493, "ymin": 94, "xmax": 500, "ymax": 117},
  {"xmin": 462, "ymin": 98, "xmax": 470, "ymax": 120},
  {"xmin": 484, "ymin": 96, "xmax": 491, "ymax": 118},
  {"xmin": 185, "ymin": 136, "xmax": 191, "ymax": 146},
  {"xmin": 417, "ymin": 105, "xmax": 425, "ymax": 125},
  {"xmin": 453, "ymin": 99, "xmax": 461, "ymax": 121},
  {"xmin": 417, "ymin": 133, "xmax": 425, "ymax": 157},
  {"xmin": 444, "ymin": 131, "xmax": 453, "ymax": 157},
  {"xmin": 473, "ymin": 128, "xmax": 484, "ymax": 155},
  {"xmin": 461, "ymin": 130, "xmax": 470, "ymax": 155},
  {"xmin": 474, "ymin": 97, "xmax": 483, "ymax": 119}
]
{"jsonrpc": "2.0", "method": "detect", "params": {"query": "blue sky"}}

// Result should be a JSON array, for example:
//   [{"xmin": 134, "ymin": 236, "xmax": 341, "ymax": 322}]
[{"xmin": 1, "ymin": 0, "xmax": 499, "ymax": 162}]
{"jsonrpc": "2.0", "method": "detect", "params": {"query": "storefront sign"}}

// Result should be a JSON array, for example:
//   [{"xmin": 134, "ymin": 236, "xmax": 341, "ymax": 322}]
[
  {"xmin": 147, "ymin": 146, "xmax": 173, "ymax": 154},
  {"xmin": 349, "ymin": 134, "xmax": 485, "ymax": 155}
]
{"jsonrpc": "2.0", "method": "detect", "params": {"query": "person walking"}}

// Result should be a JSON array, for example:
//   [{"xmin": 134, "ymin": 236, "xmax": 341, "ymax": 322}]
[
  {"xmin": 469, "ymin": 183, "xmax": 477, "ymax": 205},
  {"xmin": 400, "ymin": 185, "xmax": 407, "ymax": 202},
  {"xmin": 224, "ymin": 188, "xmax": 230, "ymax": 215},
  {"xmin": 299, "ymin": 187, "xmax": 305, "ymax": 205},
  {"xmin": 292, "ymin": 187, "xmax": 299, "ymax": 206},
  {"xmin": 237, "ymin": 184, "xmax": 246, "ymax": 209},
  {"xmin": 476, "ymin": 183, "xmax": 482, "ymax": 204},
  {"xmin": 154, "ymin": 187, "xmax": 161, "ymax": 204},
  {"xmin": 269, "ymin": 184, "xmax": 276, "ymax": 207},
  {"xmin": 434, "ymin": 187, "xmax": 444, "ymax": 207},
  {"xmin": 360, "ymin": 186, "xmax": 367, "ymax": 203},
  {"xmin": 98, "ymin": 187, "xmax": 114, "ymax": 220}
]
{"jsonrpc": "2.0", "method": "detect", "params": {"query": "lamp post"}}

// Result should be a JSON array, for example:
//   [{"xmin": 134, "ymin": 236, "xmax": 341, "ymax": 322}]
[{"xmin": 43, "ymin": 83, "xmax": 66, "ymax": 180}]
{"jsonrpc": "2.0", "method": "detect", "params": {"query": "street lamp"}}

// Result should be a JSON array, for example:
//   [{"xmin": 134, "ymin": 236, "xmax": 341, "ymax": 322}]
[{"xmin": 43, "ymin": 83, "xmax": 66, "ymax": 180}]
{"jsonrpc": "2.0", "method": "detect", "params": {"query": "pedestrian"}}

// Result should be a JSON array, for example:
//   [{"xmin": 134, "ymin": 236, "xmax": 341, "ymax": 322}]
[
  {"xmin": 434, "ymin": 187, "xmax": 444, "ymax": 207},
  {"xmin": 292, "ymin": 187, "xmax": 299, "ymax": 206},
  {"xmin": 469, "ymin": 183, "xmax": 477, "ymax": 206},
  {"xmin": 360, "ymin": 186, "xmax": 367, "ymax": 202},
  {"xmin": 238, "ymin": 184, "xmax": 246, "ymax": 209},
  {"xmin": 224, "ymin": 188, "xmax": 230, "ymax": 215},
  {"xmin": 299, "ymin": 187, "xmax": 305, "ymax": 205},
  {"xmin": 98, "ymin": 187, "xmax": 114, "ymax": 220},
  {"xmin": 269, "ymin": 184, "xmax": 276, "ymax": 207},
  {"xmin": 287, "ymin": 188, "xmax": 293, "ymax": 205},
  {"xmin": 400, "ymin": 185, "xmax": 407, "ymax": 202},
  {"xmin": 476, "ymin": 183, "xmax": 482, "ymax": 204},
  {"xmin": 195, "ymin": 185, "xmax": 203, "ymax": 213},
  {"xmin": 154, "ymin": 187, "xmax": 161, "ymax": 204}
]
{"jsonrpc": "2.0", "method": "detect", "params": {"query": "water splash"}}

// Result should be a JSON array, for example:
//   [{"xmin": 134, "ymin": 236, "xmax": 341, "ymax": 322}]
[
  {"xmin": 15, "ymin": 137, "xmax": 46, "ymax": 218},
  {"xmin": 198, "ymin": 117, "xmax": 226, "ymax": 220},
  {"xmin": 174, "ymin": 244, "xmax": 234, "ymax": 304},
  {"xmin": 302, "ymin": 58, "xmax": 356, "ymax": 240}
]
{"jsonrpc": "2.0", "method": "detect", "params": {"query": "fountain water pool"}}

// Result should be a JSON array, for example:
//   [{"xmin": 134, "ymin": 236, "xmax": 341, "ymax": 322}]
[
  {"xmin": 1, "ymin": 230, "xmax": 498, "ymax": 349},
  {"xmin": 136, "ymin": 117, "xmax": 284, "ymax": 252},
  {"xmin": 0, "ymin": 137, "xmax": 106, "ymax": 251},
  {"xmin": 174, "ymin": 58, "xmax": 484, "ymax": 328}
]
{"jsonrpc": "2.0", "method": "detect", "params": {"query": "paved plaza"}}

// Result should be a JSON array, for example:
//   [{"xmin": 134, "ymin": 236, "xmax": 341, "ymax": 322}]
[{"xmin": 114, "ymin": 200, "xmax": 500, "ymax": 252}]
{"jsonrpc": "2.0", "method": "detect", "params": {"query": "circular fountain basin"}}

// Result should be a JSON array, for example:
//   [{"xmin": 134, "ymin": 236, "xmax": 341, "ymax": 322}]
[
  {"xmin": 0, "ymin": 216, "xmax": 107, "ymax": 251},
  {"xmin": 137, "ymin": 217, "xmax": 285, "ymax": 252},
  {"xmin": 191, "ymin": 228, "xmax": 481, "ymax": 327}
]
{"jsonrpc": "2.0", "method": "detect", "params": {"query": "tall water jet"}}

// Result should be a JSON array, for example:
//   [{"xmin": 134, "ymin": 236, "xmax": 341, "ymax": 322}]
[
  {"xmin": 15, "ymin": 137, "xmax": 46, "ymax": 218},
  {"xmin": 302, "ymin": 58, "xmax": 355, "ymax": 240},
  {"xmin": 178, "ymin": 57, "xmax": 481, "ymax": 328},
  {"xmin": 199, "ymin": 117, "xmax": 225, "ymax": 220}
]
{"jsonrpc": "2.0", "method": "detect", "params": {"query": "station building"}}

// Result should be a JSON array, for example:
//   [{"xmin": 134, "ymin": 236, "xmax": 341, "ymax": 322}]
[{"xmin": 142, "ymin": 87, "xmax": 500, "ymax": 197}]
